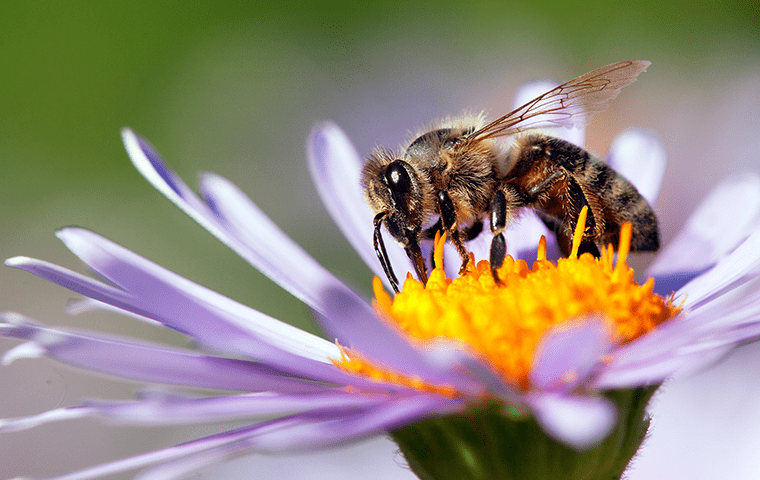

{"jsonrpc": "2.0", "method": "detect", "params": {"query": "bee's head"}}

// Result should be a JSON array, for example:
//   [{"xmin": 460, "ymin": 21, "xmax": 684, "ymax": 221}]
[
  {"xmin": 361, "ymin": 152, "xmax": 425, "ymax": 246},
  {"xmin": 362, "ymin": 151, "xmax": 430, "ymax": 291}
]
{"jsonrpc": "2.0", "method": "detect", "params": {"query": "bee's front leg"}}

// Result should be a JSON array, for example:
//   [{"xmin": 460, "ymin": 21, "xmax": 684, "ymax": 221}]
[{"xmin": 373, "ymin": 212, "xmax": 401, "ymax": 293}]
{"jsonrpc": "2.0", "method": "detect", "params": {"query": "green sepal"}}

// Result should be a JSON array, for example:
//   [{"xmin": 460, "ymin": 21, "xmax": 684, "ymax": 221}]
[{"xmin": 391, "ymin": 387, "xmax": 657, "ymax": 480}]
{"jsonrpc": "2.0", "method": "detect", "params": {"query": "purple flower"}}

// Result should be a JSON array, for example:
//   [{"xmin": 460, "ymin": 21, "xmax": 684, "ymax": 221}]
[{"xmin": 3, "ymin": 83, "xmax": 760, "ymax": 479}]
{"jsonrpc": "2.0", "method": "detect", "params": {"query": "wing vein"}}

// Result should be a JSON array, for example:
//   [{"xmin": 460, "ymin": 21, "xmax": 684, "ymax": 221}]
[{"xmin": 467, "ymin": 60, "xmax": 650, "ymax": 142}]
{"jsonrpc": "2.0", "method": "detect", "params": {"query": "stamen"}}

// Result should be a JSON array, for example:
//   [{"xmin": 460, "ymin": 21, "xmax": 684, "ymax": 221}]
[
  {"xmin": 569, "ymin": 206, "xmax": 589, "ymax": 259},
  {"xmin": 373, "ymin": 276, "xmax": 393, "ymax": 315},
  {"xmin": 342, "ymin": 214, "xmax": 680, "ymax": 393},
  {"xmin": 614, "ymin": 222, "xmax": 633, "ymax": 280},
  {"xmin": 537, "ymin": 235, "xmax": 547, "ymax": 262},
  {"xmin": 433, "ymin": 230, "xmax": 447, "ymax": 270},
  {"xmin": 333, "ymin": 344, "xmax": 457, "ymax": 397}
]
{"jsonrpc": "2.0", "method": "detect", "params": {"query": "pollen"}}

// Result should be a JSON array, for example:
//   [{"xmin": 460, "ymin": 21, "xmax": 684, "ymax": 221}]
[{"xmin": 339, "ymin": 207, "xmax": 680, "ymax": 392}]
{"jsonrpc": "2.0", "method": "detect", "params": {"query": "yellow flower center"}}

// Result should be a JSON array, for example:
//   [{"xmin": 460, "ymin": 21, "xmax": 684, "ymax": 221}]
[{"xmin": 337, "ymin": 208, "xmax": 679, "ymax": 393}]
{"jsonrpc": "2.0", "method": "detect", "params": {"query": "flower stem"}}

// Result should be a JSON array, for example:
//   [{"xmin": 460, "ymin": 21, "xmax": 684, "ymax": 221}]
[{"xmin": 391, "ymin": 387, "xmax": 657, "ymax": 480}]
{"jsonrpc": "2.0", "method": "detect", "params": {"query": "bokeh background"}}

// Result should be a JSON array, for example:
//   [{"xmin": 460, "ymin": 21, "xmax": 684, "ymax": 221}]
[{"xmin": 1, "ymin": 1, "xmax": 759, "ymax": 478}]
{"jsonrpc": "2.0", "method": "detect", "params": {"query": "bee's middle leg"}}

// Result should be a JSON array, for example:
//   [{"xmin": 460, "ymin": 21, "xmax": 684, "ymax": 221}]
[
  {"xmin": 489, "ymin": 170, "xmax": 565, "ymax": 282},
  {"xmin": 436, "ymin": 190, "xmax": 470, "ymax": 273},
  {"xmin": 489, "ymin": 186, "xmax": 524, "ymax": 284}
]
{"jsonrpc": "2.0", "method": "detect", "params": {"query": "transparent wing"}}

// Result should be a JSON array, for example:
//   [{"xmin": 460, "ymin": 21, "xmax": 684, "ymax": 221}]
[{"xmin": 467, "ymin": 61, "xmax": 651, "ymax": 142}]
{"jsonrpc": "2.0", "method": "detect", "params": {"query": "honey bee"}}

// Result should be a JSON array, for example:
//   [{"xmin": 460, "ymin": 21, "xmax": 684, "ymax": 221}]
[{"xmin": 361, "ymin": 61, "xmax": 659, "ymax": 293}]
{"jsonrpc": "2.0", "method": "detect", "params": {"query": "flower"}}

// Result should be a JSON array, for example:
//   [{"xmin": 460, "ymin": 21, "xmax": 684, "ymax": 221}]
[{"xmin": 3, "ymin": 85, "xmax": 760, "ymax": 480}]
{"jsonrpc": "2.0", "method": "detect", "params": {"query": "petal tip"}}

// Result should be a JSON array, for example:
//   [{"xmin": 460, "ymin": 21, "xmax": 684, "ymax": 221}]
[
  {"xmin": 307, "ymin": 121, "xmax": 352, "ymax": 157},
  {"xmin": 309, "ymin": 120, "xmax": 342, "ymax": 139},
  {"xmin": 54, "ymin": 226, "xmax": 89, "ymax": 247},
  {"xmin": 2, "ymin": 342, "xmax": 46, "ymax": 365},
  {"xmin": 120, "ymin": 126, "xmax": 135, "ymax": 141},
  {"xmin": 4, "ymin": 256, "xmax": 29, "ymax": 268}
]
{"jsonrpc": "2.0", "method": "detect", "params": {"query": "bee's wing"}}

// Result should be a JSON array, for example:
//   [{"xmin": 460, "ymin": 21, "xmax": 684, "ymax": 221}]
[{"xmin": 467, "ymin": 61, "xmax": 650, "ymax": 141}]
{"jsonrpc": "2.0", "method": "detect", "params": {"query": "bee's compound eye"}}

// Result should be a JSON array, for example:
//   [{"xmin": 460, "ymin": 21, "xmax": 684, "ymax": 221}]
[
  {"xmin": 384, "ymin": 160, "xmax": 417, "ymax": 214},
  {"xmin": 385, "ymin": 160, "xmax": 411, "ymax": 191}
]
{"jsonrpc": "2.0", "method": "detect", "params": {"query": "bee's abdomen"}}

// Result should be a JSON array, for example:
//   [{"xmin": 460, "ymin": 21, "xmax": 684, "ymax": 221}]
[
  {"xmin": 589, "ymin": 159, "xmax": 660, "ymax": 252},
  {"xmin": 507, "ymin": 134, "xmax": 660, "ymax": 253}
]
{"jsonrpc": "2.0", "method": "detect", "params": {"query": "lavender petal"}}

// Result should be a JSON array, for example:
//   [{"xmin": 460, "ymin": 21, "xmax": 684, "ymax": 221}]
[
  {"xmin": 85, "ymin": 391, "xmax": 389, "ymax": 425},
  {"xmin": 0, "ymin": 313, "xmax": 339, "ymax": 392},
  {"xmin": 134, "ymin": 443, "xmax": 250, "ymax": 480},
  {"xmin": 0, "ymin": 391, "xmax": 390, "ymax": 433},
  {"xmin": 198, "ymin": 173, "xmax": 375, "ymax": 316},
  {"xmin": 693, "ymin": 285, "xmax": 760, "ymax": 332},
  {"xmin": 311, "ymin": 306, "xmax": 491, "ymax": 395},
  {"xmin": 155, "ymin": 401, "xmax": 460, "ymax": 480},
  {"xmin": 594, "ymin": 292, "xmax": 760, "ymax": 388},
  {"xmin": 157, "ymin": 398, "xmax": 460, "ymax": 477},
  {"xmin": 593, "ymin": 344, "xmax": 734, "ymax": 389},
  {"xmin": 250, "ymin": 394, "xmax": 463, "ymax": 452},
  {"xmin": 530, "ymin": 314, "xmax": 615, "ymax": 392},
  {"xmin": 307, "ymin": 122, "xmax": 412, "ymax": 285},
  {"xmin": 123, "ymin": 129, "xmax": 371, "ymax": 326},
  {"xmin": 53, "ymin": 227, "xmax": 338, "ymax": 362},
  {"xmin": 197, "ymin": 173, "xmax": 471, "ymax": 383},
  {"xmin": 18, "ymin": 421, "xmax": 281, "ymax": 480},
  {"xmin": 441, "ymin": 241, "xmax": 463, "ymax": 278},
  {"xmin": 7, "ymin": 244, "xmax": 475, "ymax": 393},
  {"xmin": 24, "ymin": 396, "xmax": 461, "ymax": 480},
  {"xmin": 416, "ymin": 338, "xmax": 520, "ymax": 401},
  {"xmin": 5, "ymin": 252, "xmax": 353, "ymax": 384},
  {"xmin": 53, "ymin": 227, "xmax": 353, "ymax": 362}
]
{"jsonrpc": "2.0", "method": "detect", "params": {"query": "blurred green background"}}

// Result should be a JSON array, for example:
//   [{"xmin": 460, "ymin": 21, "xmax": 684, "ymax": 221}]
[{"xmin": 1, "ymin": 1, "xmax": 759, "ymax": 479}]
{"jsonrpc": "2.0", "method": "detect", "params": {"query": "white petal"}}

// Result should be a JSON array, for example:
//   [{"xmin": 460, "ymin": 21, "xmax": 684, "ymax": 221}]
[
  {"xmin": 648, "ymin": 173, "xmax": 760, "ymax": 282},
  {"xmin": 607, "ymin": 129, "xmax": 666, "ymax": 204},
  {"xmin": 678, "ymin": 227, "xmax": 760, "ymax": 310},
  {"xmin": 527, "ymin": 392, "xmax": 617, "ymax": 450}
]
